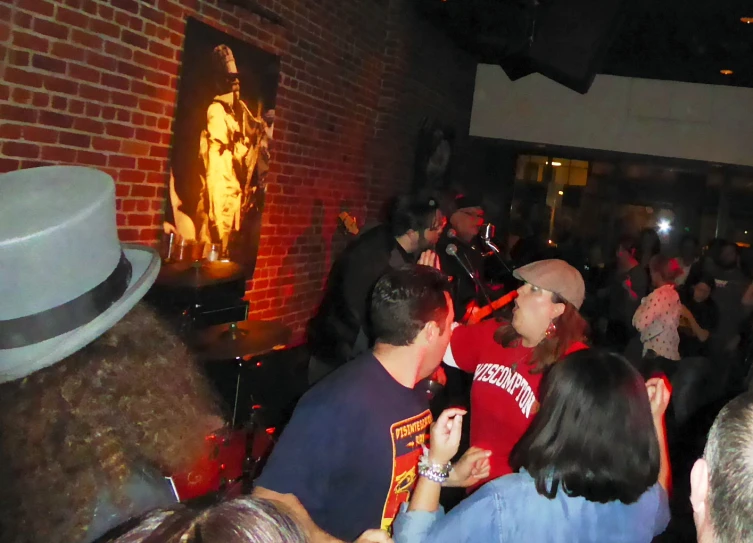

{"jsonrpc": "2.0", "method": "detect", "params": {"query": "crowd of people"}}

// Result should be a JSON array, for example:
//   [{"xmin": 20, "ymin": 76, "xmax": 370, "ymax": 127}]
[{"xmin": 3, "ymin": 166, "xmax": 753, "ymax": 543}]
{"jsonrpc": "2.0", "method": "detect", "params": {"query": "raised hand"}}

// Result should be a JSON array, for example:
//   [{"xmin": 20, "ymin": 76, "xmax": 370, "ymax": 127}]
[
  {"xmin": 418, "ymin": 250, "xmax": 441, "ymax": 270},
  {"xmin": 645, "ymin": 376, "xmax": 671, "ymax": 419},
  {"xmin": 428, "ymin": 408, "xmax": 466, "ymax": 465},
  {"xmin": 445, "ymin": 446, "xmax": 492, "ymax": 488}
]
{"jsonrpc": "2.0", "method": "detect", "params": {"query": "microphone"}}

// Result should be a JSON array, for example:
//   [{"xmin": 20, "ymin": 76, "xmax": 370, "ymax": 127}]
[
  {"xmin": 446, "ymin": 244, "xmax": 474, "ymax": 280},
  {"xmin": 480, "ymin": 222, "xmax": 512, "ymax": 274}
]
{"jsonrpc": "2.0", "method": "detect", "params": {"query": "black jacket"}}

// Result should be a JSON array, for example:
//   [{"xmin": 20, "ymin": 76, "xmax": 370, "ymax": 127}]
[{"xmin": 307, "ymin": 225, "xmax": 412, "ymax": 367}]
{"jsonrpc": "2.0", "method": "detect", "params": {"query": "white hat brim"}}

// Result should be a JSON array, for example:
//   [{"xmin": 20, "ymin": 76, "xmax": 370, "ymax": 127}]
[{"xmin": 0, "ymin": 244, "xmax": 161, "ymax": 383}]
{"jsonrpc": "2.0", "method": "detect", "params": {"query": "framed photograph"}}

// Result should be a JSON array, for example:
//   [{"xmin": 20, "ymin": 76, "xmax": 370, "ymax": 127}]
[{"xmin": 164, "ymin": 17, "xmax": 280, "ymax": 278}]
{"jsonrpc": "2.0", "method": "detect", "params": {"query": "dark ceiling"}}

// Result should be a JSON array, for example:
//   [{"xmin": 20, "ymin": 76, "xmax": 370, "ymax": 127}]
[{"xmin": 416, "ymin": 0, "xmax": 753, "ymax": 89}]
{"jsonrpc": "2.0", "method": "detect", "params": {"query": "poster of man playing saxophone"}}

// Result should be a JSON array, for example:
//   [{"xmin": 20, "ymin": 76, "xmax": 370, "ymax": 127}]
[{"xmin": 165, "ymin": 17, "xmax": 279, "ymax": 278}]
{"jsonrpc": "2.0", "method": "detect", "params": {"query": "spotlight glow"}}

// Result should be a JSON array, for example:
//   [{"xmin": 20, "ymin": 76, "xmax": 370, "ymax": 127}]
[{"xmin": 658, "ymin": 220, "xmax": 671, "ymax": 234}]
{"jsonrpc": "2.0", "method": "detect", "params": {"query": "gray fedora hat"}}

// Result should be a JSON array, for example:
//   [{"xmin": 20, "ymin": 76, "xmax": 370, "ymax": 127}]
[{"xmin": 0, "ymin": 166, "xmax": 161, "ymax": 383}]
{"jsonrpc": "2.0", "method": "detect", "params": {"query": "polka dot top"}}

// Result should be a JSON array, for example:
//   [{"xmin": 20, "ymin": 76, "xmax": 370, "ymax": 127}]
[{"xmin": 632, "ymin": 284, "xmax": 681, "ymax": 360}]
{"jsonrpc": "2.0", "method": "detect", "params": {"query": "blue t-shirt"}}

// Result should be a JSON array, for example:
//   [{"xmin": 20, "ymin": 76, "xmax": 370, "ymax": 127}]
[
  {"xmin": 393, "ymin": 470, "xmax": 670, "ymax": 543},
  {"xmin": 255, "ymin": 353, "xmax": 432, "ymax": 541}
]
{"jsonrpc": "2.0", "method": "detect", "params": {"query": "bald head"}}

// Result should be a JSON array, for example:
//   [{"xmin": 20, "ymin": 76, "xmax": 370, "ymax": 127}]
[{"xmin": 691, "ymin": 392, "xmax": 753, "ymax": 543}]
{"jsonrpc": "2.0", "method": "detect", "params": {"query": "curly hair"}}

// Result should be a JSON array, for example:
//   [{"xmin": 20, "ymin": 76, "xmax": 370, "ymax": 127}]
[{"xmin": 0, "ymin": 303, "xmax": 222, "ymax": 543}]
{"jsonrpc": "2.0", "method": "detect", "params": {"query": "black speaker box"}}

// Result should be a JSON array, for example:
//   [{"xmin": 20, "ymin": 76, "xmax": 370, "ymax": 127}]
[{"xmin": 500, "ymin": 0, "xmax": 625, "ymax": 94}]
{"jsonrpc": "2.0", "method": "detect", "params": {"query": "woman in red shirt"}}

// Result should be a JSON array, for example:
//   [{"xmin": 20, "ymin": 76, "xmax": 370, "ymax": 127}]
[{"xmin": 444, "ymin": 259, "xmax": 589, "ymax": 487}]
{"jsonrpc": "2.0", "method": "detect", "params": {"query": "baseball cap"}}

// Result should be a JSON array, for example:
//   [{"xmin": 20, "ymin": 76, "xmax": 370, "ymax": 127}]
[{"xmin": 513, "ymin": 259, "xmax": 586, "ymax": 310}]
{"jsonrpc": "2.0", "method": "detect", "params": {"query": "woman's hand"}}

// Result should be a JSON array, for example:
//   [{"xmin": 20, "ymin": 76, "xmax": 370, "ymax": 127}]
[
  {"xmin": 444, "ymin": 446, "xmax": 492, "ymax": 488},
  {"xmin": 645, "ymin": 376, "xmax": 671, "ymax": 420},
  {"xmin": 354, "ymin": 529, "xmax": 393, "ymax": 543},
  {"xmin": 428, "ymin": 408, "xmax": 466, "ymax": 465}
]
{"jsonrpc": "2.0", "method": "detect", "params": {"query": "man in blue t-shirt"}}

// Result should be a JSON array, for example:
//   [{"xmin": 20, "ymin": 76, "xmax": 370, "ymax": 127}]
[{"xmin": 254, "ymin": 265, "xmax": 490, "ymax": 543}]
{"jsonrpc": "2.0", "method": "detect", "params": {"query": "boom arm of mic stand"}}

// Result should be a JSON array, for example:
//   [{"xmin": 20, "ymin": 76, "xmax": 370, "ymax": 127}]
[
  {"xmin": 484, "ymin": 240, "xmax": 513, "ymax": 274},
  {"xmin": 459, "ymin": 252, "xmax": 494, "ymax": 308}
]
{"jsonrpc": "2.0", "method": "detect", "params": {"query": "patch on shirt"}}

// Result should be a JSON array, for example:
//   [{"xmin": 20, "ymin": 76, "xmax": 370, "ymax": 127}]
[{"xmin": 380, "ymin": 410, "xmax": 432, "ymax": 532}]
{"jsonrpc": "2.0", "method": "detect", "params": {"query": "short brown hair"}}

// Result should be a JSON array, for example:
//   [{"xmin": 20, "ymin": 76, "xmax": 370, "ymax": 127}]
[{"xmin": 0, "ymin": 303, "xmax": 221, "ymax": 543}]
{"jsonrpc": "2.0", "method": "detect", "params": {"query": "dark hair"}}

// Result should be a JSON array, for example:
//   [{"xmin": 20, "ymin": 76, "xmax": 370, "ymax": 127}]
[
  {"xmin": 649, "ymin": 254, "xmax": 682, "ymax": 284},
  {"xmin": 387, "ymin": 192, "xmax": 441, "ymax": 238},
  {"xmin": 638, "ymin": 227, "xmax": 661, "ymax": 257},
  {"xmin": 689, "ymin": 274, "xmax": 715, "ymax": 293},
  {"xmin": 370, "ymin": 265, "xmax": 451, "ymax": 346},
  {"xmin": 494, "ymin": 293, "xmax": 589, "ymax": 374},
  {"xmin": 510, "ymin": 349, "xmax": 660, "ymax": 504},
  {"xmin": 103, "ymin": 497, "xmax": 307, "ymax": 543},
  {"xmin": 704, "ymin": 391, "xmax": 753, "ymax": 543}
]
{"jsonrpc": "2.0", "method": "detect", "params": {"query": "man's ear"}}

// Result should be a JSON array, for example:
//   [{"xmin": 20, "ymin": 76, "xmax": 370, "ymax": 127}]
[
  {"xmin": 421, "ymin": 320, "xmax": 440, "ymax": 344},
  {"xmin": 690, "ymin": 458, "xmax": 710, "ymax": 517}
]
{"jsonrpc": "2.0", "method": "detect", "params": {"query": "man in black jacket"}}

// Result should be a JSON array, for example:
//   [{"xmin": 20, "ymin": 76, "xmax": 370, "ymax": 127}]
[{"xmin": 307, "ymin": 193, "xmax": 446, "ymax": 383}]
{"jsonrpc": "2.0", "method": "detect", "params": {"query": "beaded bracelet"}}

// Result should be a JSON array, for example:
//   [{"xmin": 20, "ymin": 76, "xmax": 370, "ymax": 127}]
[{"xmin": 418, "ymin": 446, "xmax": 452, "ymax": 484}]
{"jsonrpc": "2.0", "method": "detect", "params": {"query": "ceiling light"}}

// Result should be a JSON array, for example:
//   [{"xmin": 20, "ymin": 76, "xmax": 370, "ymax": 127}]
[
  {"xmin": 721, "ymin": 69, "xmax": 734, "ymax": 75},
  {"xmin": 741, "ymin": 17, "xmax": 753, "ymax": 24},
  {"xmin": 552, "ymin": 161, "xmax": 562, "ymax": 167},
  {"xmin": 558, "ymin": 190, "xmax": 564, "ymax": 195},
  {"xmin": 658, "ymin": 219, "xmax": 671, "ymax": 234}
]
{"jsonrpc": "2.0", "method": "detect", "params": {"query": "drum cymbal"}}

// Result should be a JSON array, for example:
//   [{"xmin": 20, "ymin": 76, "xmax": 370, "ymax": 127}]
[
  {"xmin": 194, "ymin": 320, "xmax": 292, "ymax": 361},
  {"xmin": 156, "ymin": 260, "xmax": 245, "ymax": 288}
]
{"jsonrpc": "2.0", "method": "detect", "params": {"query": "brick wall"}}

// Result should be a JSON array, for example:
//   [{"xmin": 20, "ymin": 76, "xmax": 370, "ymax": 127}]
[{"xmin": 0, "ymin": 0, "xmax": 476, "ymax": 339}]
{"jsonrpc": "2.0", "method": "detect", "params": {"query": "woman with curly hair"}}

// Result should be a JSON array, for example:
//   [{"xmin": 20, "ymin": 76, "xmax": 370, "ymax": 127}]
[{"xmin": 0, "ymin": 166, "xmax": 222, "ymax": 543}]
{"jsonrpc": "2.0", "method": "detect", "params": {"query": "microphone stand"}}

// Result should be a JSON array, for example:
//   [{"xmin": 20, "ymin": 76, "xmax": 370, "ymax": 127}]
[{"xmin": 446, "ymin": 244, "xmax": 494, "ymax": 308}]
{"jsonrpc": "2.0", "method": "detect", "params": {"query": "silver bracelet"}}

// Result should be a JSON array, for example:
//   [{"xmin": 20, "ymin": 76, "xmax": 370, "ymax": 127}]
[{"xmin": 418, "ymin": 446, "xmax": 452, "ymax": 484}]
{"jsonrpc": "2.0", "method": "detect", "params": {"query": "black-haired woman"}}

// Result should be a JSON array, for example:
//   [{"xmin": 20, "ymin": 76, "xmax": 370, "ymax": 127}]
[{"xmin": 393, "ymin": 349, "xmax": 671, "ymax": 543}]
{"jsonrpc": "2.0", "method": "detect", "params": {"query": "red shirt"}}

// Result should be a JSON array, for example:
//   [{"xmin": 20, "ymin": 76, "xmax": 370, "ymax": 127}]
[{"xmin": 448, "ymin": 319, "xmax": 587, "ymax": 486}]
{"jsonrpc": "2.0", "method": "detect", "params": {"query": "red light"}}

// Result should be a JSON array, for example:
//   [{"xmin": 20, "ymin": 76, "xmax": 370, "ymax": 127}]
[{"xmin": 265, "ymin": 427, "xmax": 276, "ymax": 435}]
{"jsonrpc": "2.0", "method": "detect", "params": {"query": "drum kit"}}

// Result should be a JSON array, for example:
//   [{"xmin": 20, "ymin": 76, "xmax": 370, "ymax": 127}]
[{"xmin": 149, "ymin": 235, "xmax": 292, "ymax": 503}]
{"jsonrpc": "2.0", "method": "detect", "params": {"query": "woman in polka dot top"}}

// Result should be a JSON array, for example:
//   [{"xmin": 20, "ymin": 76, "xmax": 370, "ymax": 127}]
[{"xmin": 633, "ymin": 255, "xmax": 683, "ymax": 361}]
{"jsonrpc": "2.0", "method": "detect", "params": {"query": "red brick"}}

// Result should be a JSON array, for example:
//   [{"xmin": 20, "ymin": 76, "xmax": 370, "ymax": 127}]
[
  {"xmin": 32, "ymin": 54, "xmax": 66, "ymax": 74},
  {"xmin": 76, "ymin": 150, "xmax": 108, "ymax": 166},
  {"xmin": 18, "ymin": 0, "xmax": 55, "ymax": 16},
  {"xmin": 116, "ymin": 109, "xmax": 130, "ymax": 123},
  {"xmin": 144, "ymin": 115, "xmax": 156, "ymax": 128},
  {"xmin": 111, "ymin": 0, "xmax": 140, "ymax": 14},
  {"xmin": 87, "ymin": 51, "xmax": 117, "ymax": 71},
  {"xmin": 59, "ymin": 131, "xmax": 91, "ymax": 148},
  {"xmin": 139, "ymin": 98, "xmax": 164, "ymax": 114},
  {"xmin": 120, "ymin": 170, "xmax": 146, "ymax": 184},
  {"xmin": 40, "ymin": 145, "xmax": 74, "ymax": 162},
  {"xmin": 92, "ymin": 137, "xmax": 121, "ymax": 152},
  {"xmin": 71, "ymin": 29, "xmax": 103, "ymax": 49},
  {"xmin": 22, "ymin": 126, "xmax": 58, "ymax": 144},
  {"xmin": 104, "ymin": 41, "xmax": 133, "ymax": 61},
  {"xmin": 79, "ymin": 83, "xmax": 104, "ymax": 101},
  {"xmin": 69, "ymin": 100, "xmax": 85, "ymax": 115},
  {"xmin": 134, "ymin": 128, "xmax": 162, "ymax": 144},
  {"xmin": 32, "ymin": 18, "xmax": 69, "ymax": 40},
  {"xmin": 51, "ymin": 42, "xmax": 86, "ymax": 62},
  {"xmin": 0, "ymin": 21, "xmax": 9, "ymax": 43},
  {"xmin": 89, "ymin": 19, "xmax": 120, "ymax": 40},
  {"xmin": 68, "ymin": 63, "xmax": 101, "ymax": 84},
  {"xmin": 38, "ymin": 110, "xmax": 75, "ymax": 129},
  {"xmin": 56, "ymin": 6, "xmax": 89, "ymax": 29},
  {"xmin": 0, "ymin": 103, "xmax": 37, "ymax": 123},
  {"xmin": 105, "ymin": 123, "xmax": 135, "ymax": 139},
  {"xmin": 137, "ymin": 157, "xmax": 161, "ymax": 170},
  {"xmin": 3, "ymin": 141, "xmax": 40, "ymax": 159},
  {"xmin": 121, "ymin": 140, "xmax": 150, "ymax": 156},
  {"xmin": 44, "ymin": 75, "xmax": 79, "ymax": 95},
  {"xmin": 121, "ymin": 29, "xmax": 149, "ymax": 50},
  {"xmin": 73, "ymin": 117, "xmax": 105, "ymax": 134},
  {"xmin": 51, "ymin": 95, "xmax": 67, "ymax": 110},
  {"xmin": 157, "ymin": 117, "xmax": 170, "ymax": 130},
  {"xmin": 111, "ymin": 91, "xmax": 138, "ymax": 108},
  {"xmin": 117, "ymin": 60, "xmax": 146, "ymax": 79},
  {"xmin": 0, "ymin": 158, "xmax": 21, "ymax": 173},
  {"xmin": 80, "ymin": 0, "xmax": 98, "ymax": 15},
  {"xmin": 9, "ymin": 50, "xmax": 30, "ymax": 66},
  {"xmin": 131, "ymin": 80, "xmax": 159, "ymax": 97},
  {"xmin": 141, "ymin": 5, "xmax": 166, "ymax": 25},
  {"xmin": 131, "ymin": 184, "xmax": 157, "ymax": 197},
  {"xmin": 98, "ymin": 3, "xmax": 114, "ymax": 19},
  {"xmin": 12, "ymin": 10, "xmax": 32, "ymax": 28},
  {"xmin": 32, "ymin": 92, "xmax": 50, "ymax": 107},
  {"xmin": 12, "ymin": 31, "xmax": 48, "ymax": 52},
  {"xmin": 85, "ymin": 102, "xmax": 102, "ymax": 117},
  {"xmin": 102, "ymin": 107, "xmax": 116, "ymax": 120},
  {"xmin": 108, "ymin": 155, "xmax": 136, "ymax": 168},
  {"xmin": 148, "ymin": 40, "xmax": 174, "ymax": 59},
  {"xmin": 0, "ymin": 124, "xmax": 23, "ymax": 140},
  {"xmin": 10, "ymin": 87, "xmax": 32, "ymax": 104}
]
